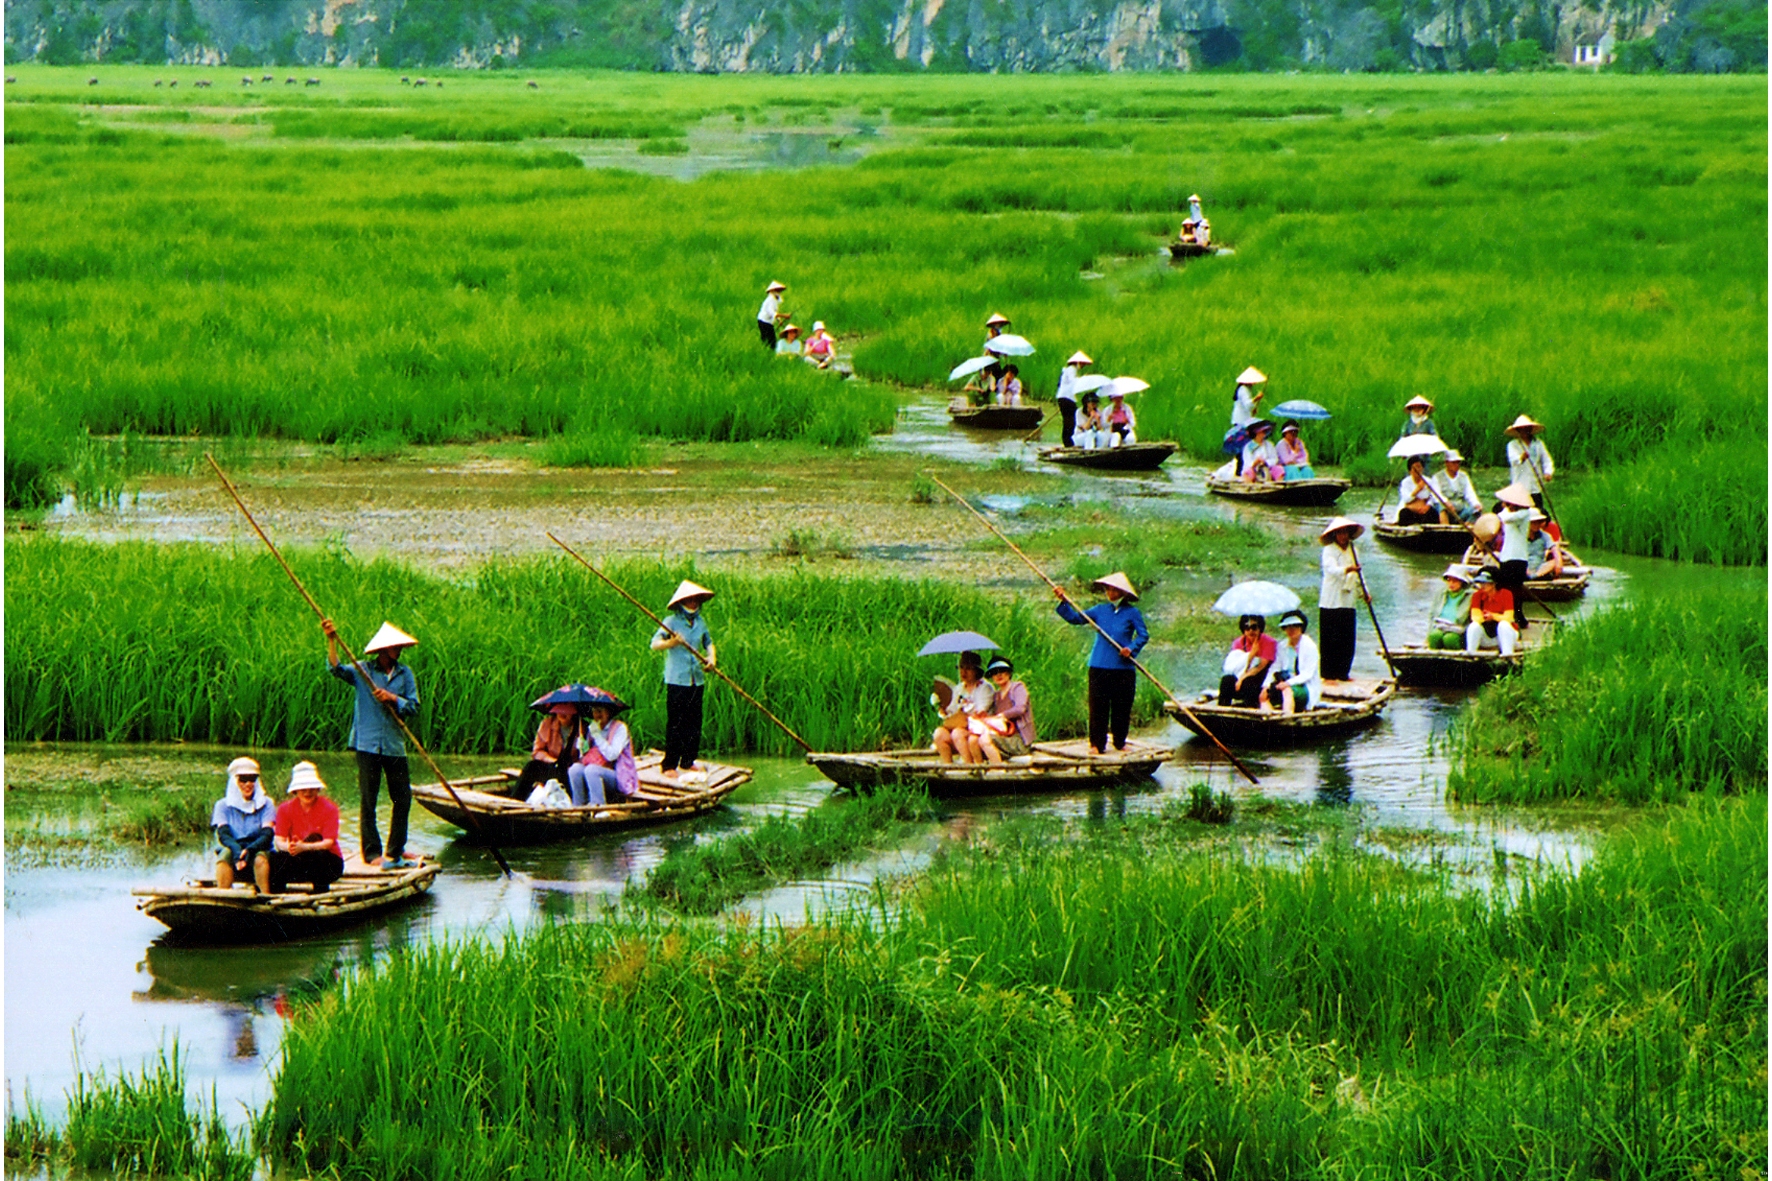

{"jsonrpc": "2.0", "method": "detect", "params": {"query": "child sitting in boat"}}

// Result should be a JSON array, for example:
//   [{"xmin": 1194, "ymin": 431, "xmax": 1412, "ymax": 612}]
[
  {"xmin": 212, "ymin": 756, "xmax": 274, "ymax": 893},
  {"xmin": 1464, "ymin": 569, "xmax": 1518, "ymax": 657},
  {"xmin": 973, "ymin": 656, "xmax": 1035, "ymax": 764},
  {"xmin": 271, "ymin": 761, "xmax": 345, "ymax": 892},
  {"xmin": 570, "ymin": 695, "xmax": 639, "ymax": 806},
  {"xmin": 1104, "ymin": 390, "xmax": 1137, "ymax": 447},
  {"xmin": 933, "ymin": 651, "xmax": 996, "ymax": 765},
  {"xmin": 1275, "ymin": 421, "xmax": 1314, "ymax": 480},
  {"xmin": 1262, "ymin": 612, "xmax": 1321, "ymax": 715},
  {"xmin": 1426, "ymin": 566, "xmax": 1474, "ymax": 649},
  {"xmin": 1219, "ymin": 616, "xmax": 1275, "ymax": 708},
  {"xmin": 1075, "ymin": 393, "xmax": 1104, "ymax": 449}
]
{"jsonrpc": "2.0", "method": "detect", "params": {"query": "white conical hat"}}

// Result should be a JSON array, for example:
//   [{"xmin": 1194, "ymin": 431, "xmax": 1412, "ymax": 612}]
[
  {"xmin": 1066, "ymin": 351, "xmax": 1093, "ymax": 365},
  {"xmin": 1494, "ymin": 483, "xmax": 1534, "ymax": 508},
  {"xmin": 1404, "ymin": 395, "xmax": 1434, "ymax": 411},
  {"xmin": 667, "ymin": 580, "xmax": 716, "ymax": 609},
  {"xmin": 1091, "ymin": 571, "xmax": 1139, "ymax": 601},
  {"xmin": 1188, "ymin": 193, "xmax": 1202, "ymax": 202},
  {"xmin": 985, "ymin": 312, "xmax": 1011, "ymax": 326},
  {"xmin": 765, "ymin": 280, "xmax": 787, "ymax": 292},
  {"xmin": 1236, "ymin": 367, "xmax": 1267, "ymax": 385},
  {"xmin": 1319, "ymin": 516, "xmax": 1365, "ymax": 541},
  {"xmin": 1504, "ymin": 414, "xmax": 1544, "ymax": 438},
  {"xmin": 364, "ymin": 622, "xmax": 418, "ymax": 653}
]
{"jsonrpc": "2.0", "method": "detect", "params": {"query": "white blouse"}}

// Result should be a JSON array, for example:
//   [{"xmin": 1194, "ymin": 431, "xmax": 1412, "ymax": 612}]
[{"xmin": 1319, "ymin": 543, "xmax": 1361, "ymax": 610}]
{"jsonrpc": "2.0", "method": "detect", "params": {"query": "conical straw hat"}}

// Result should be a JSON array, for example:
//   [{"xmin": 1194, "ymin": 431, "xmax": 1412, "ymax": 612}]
[
  {"xmin": 985, "ymin": 312, "xmax": 1011, "ymax": 327},
  {"xmin": 765, "ymin": 280, "xmax": 787, "ymax": 292},
  {"xmin": 1403, "ymin": 395, "xmax": 1434, "ymax": 411},
  {"xmin": 667, "ymin": 580, "xmax": 716, "ymax": 609},
  {"xmin": 1319, "ymin": 516, "xmax": 1365, "ymax": 541},
  {"xmin": 364, "ymin": 622, "xmax": 418, "ymax": 653},
  {"xmin": 1236, "ymin": 367, "xmax": 1267, "ymax": 385},
  {"xmin": 1503, "ymin": 414, "xmax": 1543, "ymax": 438},
  {"xmin": 1091, "ymin": 572, "xmax": 1139, "ymax": 601},
  {"xmin": 1494, "ymin": 483, "xmax": 1534, "ymax": 508},
  {"xmin": 1472, "ymin": 512, "xmax": 1501, "ymax": 541},
  {"xmin": 1066, "ymin": 351, "xmax": 1093, "ymax": 365}
]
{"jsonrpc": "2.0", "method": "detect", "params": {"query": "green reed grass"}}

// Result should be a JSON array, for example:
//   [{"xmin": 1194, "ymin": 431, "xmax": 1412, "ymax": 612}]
[
  {"xmin": 5, "ymin": 537, "xmax": 1104, "ymax": 757},
  {"xmin": 59, "ymin": 1048, "xmax": 252, "ymax": 1180},
  {"xmin": 642, "ymin": 784, "xmax": 940, "ymax": 914},
  {"xmin": 1559, "ymin": 439, "xmax": 1766, "ymax": 565},
  {"xmin": 1450, "ymin": 585, "xmax": 1768, "ymax": 803},
  {"xmin": 263, "ymin": 795, "xmax": 1764, "ymax": 1179}
]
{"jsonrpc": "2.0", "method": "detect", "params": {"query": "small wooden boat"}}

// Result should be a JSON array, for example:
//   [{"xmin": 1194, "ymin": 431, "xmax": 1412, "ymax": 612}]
[
  {"xmin": 1371, "ymin": 517, "xmax": 1472, "ymax": 554},
  {"xmin": 949, "ymin": 402, "xmax": 1043, "ymax": 431},
  {"xmin": 1165, "ymin": 678, "xmax": 1396, "ymax": 745},
  {"xmin": 134, "ymin": 859, "xmax": 441, "ymax": 943},
  {"xmin": 1388, "ymin": 645, "xmax": 1525, "ymax": 688},
  {"xmin": 1168, "ymin": 240, "xmax": 1223, "ymax": 261},
  {"xmin": 410, "ymin": 752, "xmax": 751, "ymax": 843},
  {"xmin": 1039, "ymin": 442, "xmax": 1178, "ymax": 471},
  {"xmin": 807, "ymin": 738, "xmax": 1172, "ymax": 796},
  {"xmin": 1206, "ymin": 476, "xmax": 1351, "ymax": 507},
  {"xmin": 1525, "ymin": 566, "xmax": 1591, "ymax": 602}
]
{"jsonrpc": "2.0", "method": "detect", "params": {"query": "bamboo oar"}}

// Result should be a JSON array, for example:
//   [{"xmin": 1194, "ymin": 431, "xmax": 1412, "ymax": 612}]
[
  {"xmin": 928, "ymin": 473, "xmax": 1259, "ymax": 786},
  {"xmin": 546, "ymin": 533, "xmax": 815, "ymax": 754},
  {"xmin": 1518, "ymin": 441, "xmax": 1559, "ymax": 522},
  {"xmin": 205, "ymin": 454, "xmax": 515, "ymax": 879},
  {"xmin": 1349, "ymin": 561, "xmax": 1398, "ymax": 681}
]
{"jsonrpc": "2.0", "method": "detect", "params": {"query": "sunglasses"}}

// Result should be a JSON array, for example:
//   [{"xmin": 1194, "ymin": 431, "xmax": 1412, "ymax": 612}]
[{"xmin": 237, "ymin": 774, "xmax": 260, "ymax": 782}]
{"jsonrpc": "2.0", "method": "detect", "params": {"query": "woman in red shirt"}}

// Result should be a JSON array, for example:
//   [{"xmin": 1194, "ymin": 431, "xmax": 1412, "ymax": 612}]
[{"xmin": 271, "ymin": 761, "xmax": 345, "ymax": 892}]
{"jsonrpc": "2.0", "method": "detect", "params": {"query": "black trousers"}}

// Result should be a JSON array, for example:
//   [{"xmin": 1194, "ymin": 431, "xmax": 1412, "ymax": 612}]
[
  {"xmin": 759, "ymin": 320, "xmax": 776, "ymax": 349},
  {"xmin": 269, "ymin": 849, "xmax": 344, "ymax": 892},
  {"xmin": 1218, "ymin": 673, "xmax": 1263, "ymax": 708},
  {"xmin": 1058, "ymin": 399, "xmax": 1077, "ymax": 447},
  {"xmin": 663, "ymin": 683, "xmax": 706, "ymax": 772},
  {"xmin": 1319, "ymin": 607, "xmax": 1357, "ymax": 681},
  {"xmin": 1396, "ymin": 504, "xmax": 1437, "ymax": 526},
  {"xmin": 1088, "ymin": 667, "xmax": 1137, "ymax": 752},
  {"xmin": 515, "ymin": 756, "xmax": 574, "ymax": 797},
  {"xmin": 1497, "ymin": 559, "xmax": 1529, "ymax": 628},
  {"xmin": 355, "ymin": 750, "xmax": 411, "ymax": 862}
]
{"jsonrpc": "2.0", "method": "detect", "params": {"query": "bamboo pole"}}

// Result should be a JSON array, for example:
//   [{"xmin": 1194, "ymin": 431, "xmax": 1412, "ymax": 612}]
[
  {"xmin": 1415, "ymin": 476, "xmax": 1560, "ymax": 623},
  {"xmin": 928, "ymin": 474, "xmax": 1259, "ymax": 786},
  {"xmin": 205, "ymin": 455, "xmax": 515, "ymax": 879},
  {"xmin": 546, "ymin": 533, "xmax": 815, "ymax": 754}
]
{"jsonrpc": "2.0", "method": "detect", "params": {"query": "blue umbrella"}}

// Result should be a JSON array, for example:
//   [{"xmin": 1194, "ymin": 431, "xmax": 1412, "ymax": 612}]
[
  {"xmin": 917, "ymin": 630, "xmax": 1000, "ymax": 657},
  {"xmin": 530, "ymin": 683, "xmax": 630, "ymax": 715},
  {"xmin": 1211, "ymin": 581, "xmax": 1302, "ymax": 617},
  {"xmin": 1271, "ymin": 399, "xmax": 1332, "ymax": 421}
]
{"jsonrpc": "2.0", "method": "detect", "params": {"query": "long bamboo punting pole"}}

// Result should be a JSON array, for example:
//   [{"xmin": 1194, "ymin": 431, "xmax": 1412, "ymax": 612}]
[
  {"xmin": 928, "ymin": 473, "xmax": 1259, "ymax": 786},
  {"xmin": 206, "ymin": 454, "xmax": 515, "ymax": 879},
  {"xmin": 546, "ymin": 533, "xmax": 815, "ymax": 754},
  {"xmin": 1414, "ymin": 477, "xmax": 1560, "ymax": 623}
]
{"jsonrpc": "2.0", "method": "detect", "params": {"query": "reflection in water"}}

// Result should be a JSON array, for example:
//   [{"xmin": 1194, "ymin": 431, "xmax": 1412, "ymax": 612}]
[{"xmin": 1316, "ymin": 745, "xmax": 1354, "ymax": 807}]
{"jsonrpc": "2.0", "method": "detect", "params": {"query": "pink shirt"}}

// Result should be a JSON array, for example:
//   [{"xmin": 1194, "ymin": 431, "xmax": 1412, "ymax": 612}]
[
  {"xmin": 531, "ymin": 713, "xmax": 579, "ymax": 761},
  {"xmin": 1277, "ymin": 438, "xmax": 1309, "ymax": 466},
  {"xmin": 581, "ymin": 720, "xmax": 639, "ymax": 796},
  {"xmin": 990, "ymin": 680, "xmax": 1036, "ymax": 745},
  {"xmin": 1233, "ymin": 633, "xmax": 1278, "ymax": 665}
]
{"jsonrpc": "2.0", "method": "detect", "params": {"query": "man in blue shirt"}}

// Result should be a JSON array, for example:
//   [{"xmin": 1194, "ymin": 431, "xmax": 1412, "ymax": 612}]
[
  {"xmin": 1055, "ymin": 572, "xmax": 1148, "ymax": 755},
  {"xmin": 651, "ymin": 580, "xmax": 717, "ymax": 779},
  {"xmin": 322, "ymin": 618, "xmax": 420, "ymax": 869}
]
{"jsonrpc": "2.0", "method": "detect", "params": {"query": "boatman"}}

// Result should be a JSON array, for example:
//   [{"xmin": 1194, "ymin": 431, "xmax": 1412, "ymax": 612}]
[
  {"xmin": 985, "ymin": 312, "xmax": 1011, "ymax": 343},
  {"xmin": 321, "ymin": 618, "xmax": 419, "ymax": 871},
  {"xmin": 1504, "ymin": 415, "xmax": 1555, "ymax": 513},
  {"xmin": 1053, "ymin": 572, "xmax": 1148, "ymax": 756},
  {"xmin": 1056, "ymin": 351, "xmax": 1092, "ymax": 447},
  {"xmin": 757, "ymin": 281, "xmax": 787, "ymax": 350},
  {"xmin": 650, "ymin": 579, "xmax": 717, "ymax": 781}
]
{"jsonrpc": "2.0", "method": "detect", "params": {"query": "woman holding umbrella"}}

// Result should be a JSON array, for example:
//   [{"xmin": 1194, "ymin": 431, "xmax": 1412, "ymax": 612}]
[
  {"xmin": 569, "ymin": 689, "xmax": 638, "ymax": 806},
  {"xmin": 515, "ymin": 691, "xmax": 583, "ymax": 798},
  {"xmin": 1318, "ymin": 517, "xmax": 1365, "ymax": 683}
]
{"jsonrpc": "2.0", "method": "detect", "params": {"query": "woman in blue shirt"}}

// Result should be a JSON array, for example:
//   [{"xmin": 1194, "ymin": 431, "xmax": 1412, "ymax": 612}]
[
  {"xmin": 651, "ymin": 580, "xmax": 718, "ymax": 780},
  {"xmin": 1054, "ymin": 572, "xmax": 1148, "ymax": 755}
]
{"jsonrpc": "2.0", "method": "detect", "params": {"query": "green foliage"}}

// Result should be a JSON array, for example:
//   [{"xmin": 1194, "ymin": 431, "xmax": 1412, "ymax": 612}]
[
  {"xmin": 61, "ymin": 1049, "xmax": 252, "ymax": 1180},
  {"xmin": 537, "ymin": 428, "xmax": 645, "ymax": 469},
  {"xmin": 1559, "ymin": 440, "xmax": 1766, "ymax": 565},
  {"xmin": 1464, "ymin": 39, "xmax": 1498, "ymax": 70},
  {"xmin": 1498, "ymin": 40, "xmax": 1547, "ymax": 71},
  {"xmin": 1451, "ymin": 586, "xmax": 1769, "ymax": 803},
  {"xmin": 1182, "ymin": 782, "xmax": 1236, "ymax": 822}
]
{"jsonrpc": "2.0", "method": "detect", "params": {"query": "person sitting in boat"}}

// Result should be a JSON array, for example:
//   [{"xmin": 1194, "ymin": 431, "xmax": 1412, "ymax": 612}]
[
  {"xmin": 998, "ymin": 364, "xmax": 1025, "ymax": 407},
  {"xmin": 963, "ymin": 360, "xmax": 1001, "ymax": 407},
  {"xmin": 1504, "ymin": 415, "xmax": 1554, "ymax": 512},
  {"xmin": 1075, "ymin": 392, "xmax": 1104, "ymax": 450},
  {"xmin": 1240, "ymin": 420, "xmax": 1280, "ymax": 482},
  {"xmin": 1426, "ymin": 566, "xmax": 1475, "ymax": 650},
  {"xmin": 973, "ymin": 656, "xmax": 1036, "ymax": 765},
  {"xmin": 1526, "ymin": 508, "xmax": 1563, "ymax": 580},
  {"xmin": 805, "ymin": 321, "xmax": 836, "ymax": 370},
  {"xmin": 1054, "ymin": 573, "xmax": 1147, "ymax": 756},
  {"xmin": 212, "ymin": 756, "xmax": 274, "ymax": 893},
  {"xmin": 1219, "ymin": 615, "xmax": 1275, "ymax": 708},
  {"xmin": 1275, "ymin": 421, "xmax": 1315, "ymax": 480},
  {"xmin": 570, "ymin": 695, "xmax": 639, "ymax": 806},
  {"xmin": 1177, "ymin": 217, "xmax": 1198, "ymax": 245},
  {"xmin": 1396, "ymin": 458, "xmax": 1438, "ymax": 526},
  {"xmin": 1400, "ymin": 396, "xmax": 1437, "ymax": 438},
  {"xmin": 1104, "ymin": 390, "xmax": 1137, "ymax": 447},
  {"xmin": 774, "ymin": 323, "xmax": 803, "ymax": 357},
  {"xmin": 270, "ymin": 761, "xmax": 345, "ymax": 893},
  {"xmin": 933, "ymin": 651, "xmax": 995, "ymax": 765},
  {"xmin": 516, "ymin": 701, "xmax": 581, "ymax": 799},
  {"xmin": 1431, "ymin": 451, "xmax": 1482, "ymax": 524},
  {"xmin": 1464, "ymin": 569, "xmax": 1518, "ymax": 657},
  {"xmin": 1262, "ymin": 611, "xmax": 1321, "ymax": 715}
]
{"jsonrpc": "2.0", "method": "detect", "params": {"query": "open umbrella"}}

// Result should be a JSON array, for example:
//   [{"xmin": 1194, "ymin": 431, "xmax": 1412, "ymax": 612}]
[
  {"xmin": 917, "ymin": 630, "xmax": 1000, "ymax": 657},
  {"xmin": 1387, "ymin": 434, "xmax": 1449, "ymax": 460},
  {"xmin": 1211, "ymin": 581, "xmax": 1302, "ymax": 617},
  {"xmin": 948, "ymin": 355, "xmax": 998, "ymax": 382},
  {"xmin": 1271, "ymin": 399, "xmax": 1332, "ymax": 420},
  {"xmin": 1109, "ymin": 377, "xmax": 1150, "ymax": 397},
  {"xmin": 1070, "ymin": 374, "xmax": 1116, "ymax": 394},
  {"xmin": 530, "ymin": 683, "xmax": 629, "ymax": 715},
  {"xmin": 983, "ymin": 334, "xmax": 1036, "ymax": 357}
]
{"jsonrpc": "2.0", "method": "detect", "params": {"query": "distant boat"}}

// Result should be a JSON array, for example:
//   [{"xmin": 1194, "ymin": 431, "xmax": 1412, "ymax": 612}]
[
  {"xmin": 949, "ymin": 403, "xmax": 1043, "ymax": 431},
  {"xmin": 1039, "ymin": 442, "xmax": 1178, "ymax": 471},
  {"xmin": 1371, "ymin": 517, "xmax": 1473, "ymax": 554},
  {"xmin": 808, "ymin": 738, "xmax": 1172, "ymax": 796}
]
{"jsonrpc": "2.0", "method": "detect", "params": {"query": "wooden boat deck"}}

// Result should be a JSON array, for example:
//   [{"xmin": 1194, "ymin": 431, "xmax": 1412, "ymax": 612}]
[
  {"xmin": 948, "ymin": 401, "xmax": 1043, "ymax": 431},
  {"xmin": 134, "ymin": 859, "xmax": 441, "ymax": 943},
  {"xmin": 808, "ymin": 738, "xmax": 1173, "ymax": 796},
  {"xmin": 1039, "ymin": 442, "xmax": 1178, "ymax": 471},
  {"xmin": 1165, "ymin": 678, "xmax": 1396, "ymax": 745},
  {"xmin": 1206, "ymin": 476, "xmax": 1351, "ymax": 507}
]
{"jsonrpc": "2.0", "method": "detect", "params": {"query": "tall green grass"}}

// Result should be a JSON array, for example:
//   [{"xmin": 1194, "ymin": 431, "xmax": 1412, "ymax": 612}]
[
  {"xmin": 262, "ymin": 796, "xmax": 1765, "ymax": 1178},
  {"xmin": 4, "ymin": 537, "xmax": 1111, "ymax": 756},
  {"xmin": 1451, "ymin": 586, "xmax": 1768, "ymax": 803},
  {"xmin": 1559, "ymin": 439, "xmax": 1766, "ymax": 565}
]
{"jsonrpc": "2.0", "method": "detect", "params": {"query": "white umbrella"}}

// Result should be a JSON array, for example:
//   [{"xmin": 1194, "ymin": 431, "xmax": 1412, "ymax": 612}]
[
  {"xmin": 1211, "ymin": 580, "xmax": 1302, "ymax": 617},
  {"xmin": 983, "ymin": 334, "xmax": 1036, "ymax": 357},
  {"xmin": 1070, "ymin": 374, "xmax": 1115, "ymax": 394},
  {"xmin": 947, "ymin": 355, "xmax": 998, "ymax": 382},
  {"xmin": 1387, "ymin": 434, "xmax": 1449, "ymax": 460},
  {"xmin": 1109, "ymin": 377, "xmax": 1150, "ymax": 397}
]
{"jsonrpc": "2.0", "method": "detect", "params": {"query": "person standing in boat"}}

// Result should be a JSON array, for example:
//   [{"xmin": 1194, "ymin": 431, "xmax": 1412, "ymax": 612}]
[
  {"xmin": 651, "ymin": 580, "xmax": 717, "ymax": 781},
  {"xmin": 1317, "ymin": 517, "xmax": 1364, "ymax": 683},
  {"xmin": 1396, "ymin": 458, "xmax": 1438, "ymax": 525},
  {"xmin": 516, "ymin": 700, "xmax": 581, "ymax": 798},
  {"xmin": 933, "ymin": 651, "xmax": 995, "ymax": 765},
  {"xmin": 1275, "ymin": 421, "xmax": 1315, "ymax": 480},
  {"xmin": 270, "ymin": 761, "xmax": 345, "ymax": 893},
  {"xmin": 1054, "ymin": 573, "xmax": 1148, "ymax": 756},
  {"xmin": 1431, "ymin": 451, "xmax": 1482, "ymax": 524},
  {"xmin": 1263, "ymin": 612, "xmax": 1321, "ymax": 715},
  {"xmin": 757, "ymin": 281, "xmax": 787, "ymax": 350},
  {"xmin": 974, "ymin": 656, "xmax": 1036, "ymax": 765},
  {"xmin": 1493, "ymin": 484, "xmax": 1535, "ymax": 631},
  {"xmin": 1104, "ymin": 389, "xmax": 1137, "ymax": 447},
  {"xmin": 1399, "ymin": 396, "xmax": 1437, "ymax": 438},
  {"xmin": 984, "ymin": 312, "xmax": 1011, "ymax": 344},
  {"xmin": 322, "ymin": 619, "xmax": 419, "ymax": 871},
  {"xmin": 1426, "ymin": 566, "xmax": 1475, "ymax": 650},
  {"xmin": 1504, "ymin": 415, "xmax": 1554, "ymax": 512},
  {"xmin": 1465, "ymin": 569, "xmax": 1518, "ymax": 656},
  {"xmin": 571, "ymin": 696, "xmax": 639, "ymax": 805},
  {"xmin": 212, "ymin": 756, "xmax": 274, "ymax": 893},
  {"xmin": 1231, "ymin": 368, "xmax": 1266, "ymax": 430},
  {"xmin": 1056, "ymin": 351, "xmax": 1092, "ymax": 447},
  {"xmin": 1219, "ymin": 615, "xmax": 1275, "ymax": 708}
]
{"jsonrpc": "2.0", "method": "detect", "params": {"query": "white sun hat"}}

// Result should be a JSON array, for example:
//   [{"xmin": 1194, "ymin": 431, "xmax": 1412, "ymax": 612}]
[
  {"xmin": 1404, "ymin": 395, "xmax": 1434, "ymax": 412},
  {"xmin": 287, "ymin": 760, "xmax": 327, "ymax": 794},
  {"xmin": 985, "ymin": 312, "xmax": 1011, "ymax": 327},
  {"xmin": 1441, "ymin": 565, "xmax": 1473, "ymax": 583},
  {"xmin": 1066, "ymin": 351, "xmax": 1094, "ymax": 365},
  {"xmin": 765, "ymin": 280, "xmax": 787, "ymax": 292},
  {"xmin": 364, "ymin": 622, "xmax": 419, "ymax": 653},
  {"xmin": 1090, "ymin": 571, "xmax": 1139, "ymax": 601},
  {"xmin": 1236, "ymin": 367, "xmax": 1267, "ymax": 385},
  {"xmin": 667, "ymin": 580, "xmax": 716, "ymax": 609}
]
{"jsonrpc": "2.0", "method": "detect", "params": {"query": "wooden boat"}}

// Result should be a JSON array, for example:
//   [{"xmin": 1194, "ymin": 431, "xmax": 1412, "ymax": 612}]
[
  {"xmin": 807, "ymin": 738, "xmax": 1172, "ymax": 796},
  {"xmin": 1168, "ymin": 240, "xmax": 1221, "ymax": 261},
  {"xmin": 410, "ymin": 752, "xmax": 751, "ymax": 843},
  {"xmin": 1387, "ymin": 645, "xmax": 1524, "ymax": 688},
  {"xmin": 1371, "ymin": 517, "xmax": 1473, "ymax": 554},
  {"xmin": 134, "ymin": 859, "xmax": 441, "ymax": 943},
  {"xmin": 1164, "ymin": 677, "xmax": 1396, "ymax": 745},
  {"xmin": 1525, "ymin": 565, "xmax": 1591, "ymax": 602},
  {"xmin": 1039, "ymin": 442, "xmax": 1178, "ymax": 471},
  {"xmin": 1206, "ymin": 476, "xmax": 1351, "ymax": 507},
  {"xmin": 948, "ymin": 402, "xmax": 1043, "ymax": 431}
]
